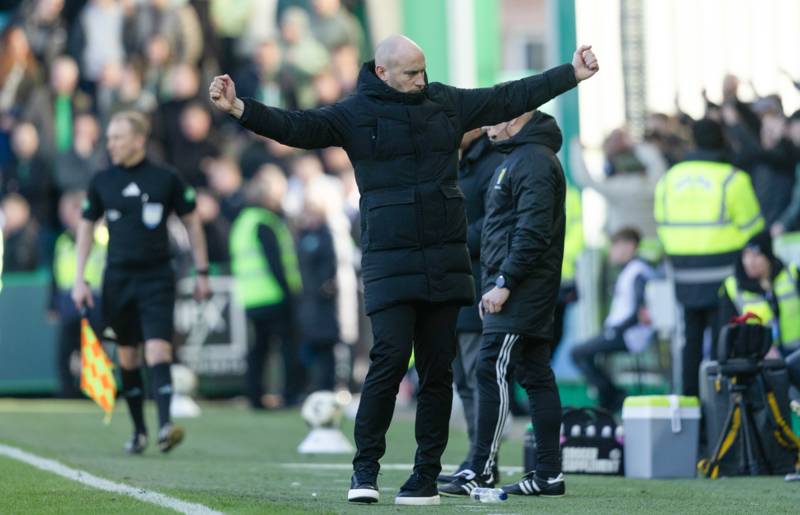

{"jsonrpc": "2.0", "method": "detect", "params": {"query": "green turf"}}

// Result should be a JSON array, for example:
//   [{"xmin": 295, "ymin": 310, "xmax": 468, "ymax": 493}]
[
  {"xmin": 0, "ymin": 456, "xmax": 173, "ymax": 514},
  {"xmin": 0, "ymin": 399, "xmax": 798, "ymax": 514}
]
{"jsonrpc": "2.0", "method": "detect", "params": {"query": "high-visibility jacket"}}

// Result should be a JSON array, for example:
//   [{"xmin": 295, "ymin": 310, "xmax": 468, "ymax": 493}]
[
  {"xmin": 230, "ymin": 207, "xmax": 302, "ymax": 309},
  {"xmin": 53, "ymin": 228, "xmax": 108, "ymax": 290},
  {"xmin": 723, "ymin": 264, "xmax": 800, "ymax": 349},
  {"xmin": 654, "ymin": 160, "xmax": 763, "ymax": 306},
  {"xmin": 562, "ymin": 186, "xmax": 583, "ymax": 283}
]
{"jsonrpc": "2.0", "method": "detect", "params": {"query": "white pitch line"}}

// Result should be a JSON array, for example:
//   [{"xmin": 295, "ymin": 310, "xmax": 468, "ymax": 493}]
[
  {"xmin": 281, "ymin": 462, "xmax": 524, "ymax": 474},
  {"xmin": 0, "ymin": 443, "xmax": 222, "ymax": 515}
]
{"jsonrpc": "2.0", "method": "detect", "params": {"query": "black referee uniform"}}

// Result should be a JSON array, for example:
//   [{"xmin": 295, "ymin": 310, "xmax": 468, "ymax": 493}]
[{"xmin": 83, "ymin": 157, "xmax": 195, "ymax": 443}]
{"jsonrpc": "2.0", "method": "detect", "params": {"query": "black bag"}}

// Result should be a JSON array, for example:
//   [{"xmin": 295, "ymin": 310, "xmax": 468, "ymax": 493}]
[{"xmin": 524, "ymin": 407, "xmax": 623, "ymax": 475}]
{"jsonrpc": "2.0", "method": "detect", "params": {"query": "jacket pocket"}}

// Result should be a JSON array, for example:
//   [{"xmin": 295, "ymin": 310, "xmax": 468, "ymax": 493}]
[
  {"xmin": 375, "ymin": 119, "xmax": 414, "ymax": 159},
  {"xmin": 365, "ymin": 189, "xmax": 418, "ymax": 251},
  {"xmin": 440, "ymin": 184, "xmax": 467, "ymax": 243}
]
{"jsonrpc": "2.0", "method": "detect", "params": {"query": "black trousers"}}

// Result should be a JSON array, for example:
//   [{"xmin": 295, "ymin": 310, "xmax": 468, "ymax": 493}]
[
  {"xmin": 245, "ymin": 305, "xmax": 302, "ymax": 407},
  {"xmin": 570, "ymin": 330, "xmax": 627, "ymax": 411},
  {"xmin": 353, "ymin": 302, "xmax": 459, "ymax": 480},
  {"xmin": 683, "ymin": 306, "xmax": 719, "ymax": 396},
  {"xmin": 470, "ymin": 334, "xmax": 562, "ymax": 480}
]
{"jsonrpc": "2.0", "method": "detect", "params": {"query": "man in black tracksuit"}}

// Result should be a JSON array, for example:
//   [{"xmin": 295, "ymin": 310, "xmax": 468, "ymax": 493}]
[
  {"xmin": 210, "ymin": 35, "xmax": 598, "ymax": 505},
  {"xmin": 441, "ymin": 110, "xmax": 569, "ymax": 498},
  {"xmin": 438, "ymin": 129, "xmax": 505, "ymax": 484}
]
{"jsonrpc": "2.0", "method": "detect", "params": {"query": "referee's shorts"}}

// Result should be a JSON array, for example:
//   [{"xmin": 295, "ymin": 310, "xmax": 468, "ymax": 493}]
[{"xmin": 101, "ymin": 263, "xmax": 175, "ymax": 346}]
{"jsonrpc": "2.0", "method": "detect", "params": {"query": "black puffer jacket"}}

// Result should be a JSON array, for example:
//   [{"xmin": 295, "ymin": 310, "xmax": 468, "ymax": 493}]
[
  {"xmin": 457, "ymin": 134, "xmax": 506, "ymax": 333},
  {"xmin": 239, "ymin": 62, "xmax": 577, "ymax": 314},
  {"xmin": 481, "ymin": 112, "xmax": 567, "ymax": 338}
]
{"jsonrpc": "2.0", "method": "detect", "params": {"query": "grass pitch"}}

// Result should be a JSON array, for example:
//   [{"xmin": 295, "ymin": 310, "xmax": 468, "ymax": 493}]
[{"xmin": 0, "ymin": 399, "xmax": 798, "ymax": 514}]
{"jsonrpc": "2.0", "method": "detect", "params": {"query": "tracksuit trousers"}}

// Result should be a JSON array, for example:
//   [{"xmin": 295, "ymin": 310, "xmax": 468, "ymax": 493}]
[{"xmin": 469, "ymin": 333, "xmax": 562, "ymax": 480}]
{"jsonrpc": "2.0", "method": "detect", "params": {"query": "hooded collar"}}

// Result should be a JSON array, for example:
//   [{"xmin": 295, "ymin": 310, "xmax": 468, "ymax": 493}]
[
  {"xmin": 462, "ymin": 134, "xmax": 493, "ymax": 164},
  {"xmin": 356, "ymin": 60, "xmax": 427, "ymax": 105},
  {"xmin": 493, "ymin": 111, "xmax": 563, "ymax": 154},
  {"xmin": 683, "ymin": 148, "xmax": 730, "ymax": 164}
]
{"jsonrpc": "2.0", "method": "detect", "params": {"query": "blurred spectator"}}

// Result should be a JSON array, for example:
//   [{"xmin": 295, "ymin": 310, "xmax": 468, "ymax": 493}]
[
  {"xmin": 571, "ymin": 228, "xmax": 655, "ymax": 411},
  {"xmin": 2, "ymin": 122, "xmax": 57, "ymax": 232},
  {"xmin": 98, "ymin": 61, "xmax": 157, "ymax": 125},
  {"xmin": 206, "ymin": 157, "xmax": 245, "ymax": 222},
  {"xmin": 0, "ymin": 25, "xmax": 43, "ymax": 116},
  {"xmin": 725, "ymin": 105, "xmax": 795, "ymax": 226},
  {"xmin": 570, "ymin": 130, "xmax": 667, "ymax": 241},
  {"xmin": 1, "ymin": 193, "xmax": 40, "ymax": 272},
  {"xmin": 68, "ymin": 0, "xmax": 126, "ymax": 93},
  {"xmin": 330, "ymin": 43, "xmax": 360, "ymax": 95},
  {"xmin": 297, "ymin": 184, "xmax": 339, "ymax": 391},
  {"xmin": 50, "ymin": 190, "xmax": 105, "ymax": 398},
  {"xmin": 239, "ymin": 133, "xmax": 299, "ymax": 180},
  {"xmin": 279, "ymin": 6, "xmax": 329, "ymax": 109},
  {"xmin": 141, "ymin": 33, "xmax": 172, "ymax": 101},
  {"xmin": 19, "ymin": 0, "xmax": 68, "ymax": 70},
  {"xmin": 773, "ymin": 110, "xmax": 800, "ymax": 235},
  {"xmin": 24, "ymin": 55, "xmax": 93, "ymax": 158},
  {"xmin": 171, "ymin": 101, "xmax": 220, "ymax": 186},
  {"xmin": 310, "ymin": 0, "xmax": 364, "ymax": 53},
  {"xmin": 123, "ymin": 0, "xmax": 204, "ymax": 66},
  {"xmin": 209, "ymin": 0, "xmax": 256, "ymax": 71},
  {"xmin": 284, "ymin": 153, "xmax": 333, "ymax": 218},
  {"xmin": 230, "ymin": 169, "xmax": 303, "ymax": 409},
  {"xmin": 54, "ymin": 112, "xmax": 106, "ymax": 192},
  {"xmin": 643, "ymin": 112, "xmax": 689, "ymax": 166},
  {"xmin": 312, "ymin": 66, "xmax": 343, "ymax": 107},
  {"xmin": 195, "ymin": 189, "xmax": 230, "ymax": 265},
  {"xmin": 154, "ymin": 63, "xmax": 201, "ymax": 162},
  {"xmin": 234, "ymin": 38, "xmax": 298, "ymax": 110}
]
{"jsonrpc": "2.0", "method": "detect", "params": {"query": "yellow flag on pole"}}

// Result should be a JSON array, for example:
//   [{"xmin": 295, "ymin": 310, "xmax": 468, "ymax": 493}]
[{"xmin": 80, "ymin": 318, "xmax": 116, "ymax": 422}]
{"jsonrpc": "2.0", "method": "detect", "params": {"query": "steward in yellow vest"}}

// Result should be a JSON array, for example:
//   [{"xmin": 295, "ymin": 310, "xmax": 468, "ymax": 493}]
[
  {"xmin": 229, "ymin": 171, "xmax": 303, "ymax": 409},
  {"xmin": 718, "ymin": 231, "xmax": 800, "ymax": 397},
  {"xmin": 654, "ymin": 119, "xmax": 764, "ymax": 395}
]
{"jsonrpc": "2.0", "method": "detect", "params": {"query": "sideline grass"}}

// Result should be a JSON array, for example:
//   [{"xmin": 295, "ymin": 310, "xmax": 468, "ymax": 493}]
[{"xmin": 0, "ymin": 399, "xmax": 798, "ymax": 514}]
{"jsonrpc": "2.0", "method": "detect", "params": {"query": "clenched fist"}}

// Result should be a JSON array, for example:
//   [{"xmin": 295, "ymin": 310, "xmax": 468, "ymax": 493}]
[
  {"xmin": 572, "ymin": 45, "xmax": 599, "ymax": 82},
  {"xmin": 209, "ymin": 74, "xmax": 244, "ymax": 118}
]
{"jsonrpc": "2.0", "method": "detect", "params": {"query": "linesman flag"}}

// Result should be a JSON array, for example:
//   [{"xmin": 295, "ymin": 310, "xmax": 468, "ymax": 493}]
[{"xmin": 80, "ymin": 318, "xmax": 116, "ymax": 422}]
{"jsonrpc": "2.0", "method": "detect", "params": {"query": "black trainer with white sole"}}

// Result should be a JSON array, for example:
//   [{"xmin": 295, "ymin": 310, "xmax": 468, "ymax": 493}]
[
  {"xmin": 395, "ymin": 472, "xmax": 440, "ymax": 505},
  {"xmin": 347, "ymin": 474, "xmax": 379, "ymax": 503},
  {"xmin": 502, "ymin": 472, "xmax": 565, "ymax": 497},
  {"xmin": 439, "ymin": 470, "xmax": 493, "ymax": 497},
  {"xmin": 438, "ymin": 463, "xmax": 499, "ymax": 484},
  {"xmin": 124, "ymin": 432, "xmax": 147, "ymax": 454}
]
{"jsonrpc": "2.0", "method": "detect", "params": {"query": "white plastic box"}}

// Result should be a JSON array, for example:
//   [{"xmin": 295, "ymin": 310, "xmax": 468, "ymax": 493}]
[{"xmin": 622, "ymin": 395, "xmax": 701, "ymax": 478}]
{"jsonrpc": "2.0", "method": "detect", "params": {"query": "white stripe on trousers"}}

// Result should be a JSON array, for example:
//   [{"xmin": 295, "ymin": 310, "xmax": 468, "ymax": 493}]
[{"xmin": 482, "ymin": 333, "xmax": 519, "ymax": 478}]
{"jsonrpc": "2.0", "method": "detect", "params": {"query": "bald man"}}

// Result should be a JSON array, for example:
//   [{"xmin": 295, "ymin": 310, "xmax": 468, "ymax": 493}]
[{"xmin": 210, "ymin": 34, "xmax": 598, "ymax": 506}]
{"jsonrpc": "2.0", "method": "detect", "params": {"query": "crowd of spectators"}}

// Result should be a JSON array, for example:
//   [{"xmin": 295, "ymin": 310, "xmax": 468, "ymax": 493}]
[
  {"xmin": 1, "ymin": 0, "xmax": 365, "ymax": 273},
  {"xmin": 0, "ymin": 0, "xmax": 366, "ymax": 400}
]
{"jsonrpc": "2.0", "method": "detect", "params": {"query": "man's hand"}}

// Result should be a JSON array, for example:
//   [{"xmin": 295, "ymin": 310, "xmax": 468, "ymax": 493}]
[
  {"xmin": 771, "ymin": 222, "xmax": 786, "ymax": 238},
  {"xmin": 194, "ymin": 275, "xmax": 211, "ymax": 302},
  {"xmin": 481, "ymin": 286, "xmax": 511, "ymax": 315},
  {"xmin": 71, "ymin": 281, "xmax": 94, "ymax": 311},
  {"xmin": 209, "ymin": 74, "xmax": 244, "ymax": 118},
  {"xmin": 572, "ymin": 45, "xmax": 599, "ymax": 82}
]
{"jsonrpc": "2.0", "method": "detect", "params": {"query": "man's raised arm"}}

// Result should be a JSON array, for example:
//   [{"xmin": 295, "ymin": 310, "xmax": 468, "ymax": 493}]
[
  {"xmin": 453, "ymin": 45, "xmax": 599, "ymax": 132},
  {"xmin": 209, "ymin": 74, "xmax": 349, "ymax": 150}
]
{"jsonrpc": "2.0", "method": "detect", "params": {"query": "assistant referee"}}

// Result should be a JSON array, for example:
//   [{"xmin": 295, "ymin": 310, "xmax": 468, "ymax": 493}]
[{"xmin": 72, "ymin": 111, "xmax": 210, "ymax": 454}]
